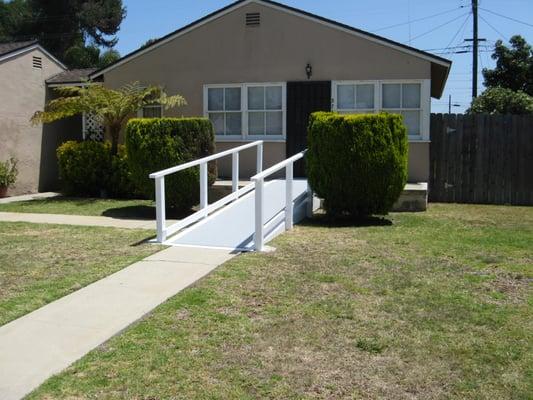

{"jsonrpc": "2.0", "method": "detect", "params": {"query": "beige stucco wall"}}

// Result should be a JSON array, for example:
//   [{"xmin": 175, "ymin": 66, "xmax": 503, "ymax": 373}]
[
  {"xmin": 408, "ymin": 142, "xmax": 429, "ymax": 183},
  {"xmin": 0, "ymin": 48, "xmax": 65, "ymax": 195},
  {"xmin": 103, "ymin": 2, "xmax": 433, "ymax": 180}
]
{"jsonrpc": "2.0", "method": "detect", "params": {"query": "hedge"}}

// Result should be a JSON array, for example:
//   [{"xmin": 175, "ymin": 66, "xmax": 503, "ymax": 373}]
[
  {"xmin": 57, "ymin": 140, "xmax": 112, "ymax": 196},
  {"xmin": 307, "ymin": 112, "xmax": 408, "ymax": 217},
  {"xmin": 56, "ymin": 141, "xmax": 136, "ymax": 197},
  {"xmin": 125, "ymin": 118, "xmax": 216, "ymax": 210}
]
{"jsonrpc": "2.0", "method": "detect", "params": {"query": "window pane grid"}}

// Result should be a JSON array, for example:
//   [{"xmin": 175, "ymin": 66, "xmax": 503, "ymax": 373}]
[
  {"xmin": 381, "ymin": 83, "xmax": 421, "ymax": 136},
  {"xmin": 337, "ymin": 83, "xmax": 375, "ymax": 111},
  {"xmin": 208, "ymin": 87, "xmax": 242, "ymax": 136},
  {"xmin": 206, "ymin": 84, "xmax": 284, "ymax": 138},
  {"xmin": 247, "ymin": 85, "xmax": 283, "ymax": 136}
]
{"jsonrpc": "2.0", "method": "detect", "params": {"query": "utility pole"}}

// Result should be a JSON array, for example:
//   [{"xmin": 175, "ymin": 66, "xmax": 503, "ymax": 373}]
[
  {"xmin": 472, "ymin": 0, "xmax": 478, "ymax": 98},
  {"xmin": 448, "ymin": 95, "xmax": 461, "ymax": 114}
]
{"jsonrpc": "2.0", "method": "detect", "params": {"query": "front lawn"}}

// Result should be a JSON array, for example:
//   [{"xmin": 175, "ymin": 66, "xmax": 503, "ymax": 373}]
[
  {"xmin": 0, "ymin": 222, "xmax": 161, "ymax": 326},
  {"xmin": 0, "ymin": 197, "xmax": 154, "ymax": 218},
  {"xmin": 28, "ymin": 204, "xmax": 532, "ymax": 399}
]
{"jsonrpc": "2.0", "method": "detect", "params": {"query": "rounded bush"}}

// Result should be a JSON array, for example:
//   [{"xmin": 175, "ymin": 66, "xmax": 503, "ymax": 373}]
[
  {"xmin": 57, "ymin": 140, "xmax": 112, "ymax": 196},
  {"xmin": 307, "ymin": 112, "xmax": 408, "ymax": 217},
  {"xmin": 125, "ymin": 118, "xmax": 216, "ymax": 210},
  {"xmin": 56, "ymin": 141, "xmax": 137, "ymax": 198}
]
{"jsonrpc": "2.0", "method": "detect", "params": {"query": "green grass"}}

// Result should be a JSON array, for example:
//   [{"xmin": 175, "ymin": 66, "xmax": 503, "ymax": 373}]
[
  {"xmin": 27, "ymin": 204, "xmax": 533, "ymax": 399},
  {"xmin": 0, "ymin": 222, "xmax": 162, "ymax": 326},
  {"xmin": 0, "ymin": 197, "xmax": 155, "ymax": 218}
]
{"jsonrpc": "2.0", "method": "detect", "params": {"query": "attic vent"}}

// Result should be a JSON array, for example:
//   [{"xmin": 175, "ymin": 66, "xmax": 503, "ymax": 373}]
[
  {"xmin": 246, "ymin": 12, "xmax": 260, "ymax": 27},
  {"xmin": 32, "ymin": 56, "xmax": 42, "ymax": 69}
]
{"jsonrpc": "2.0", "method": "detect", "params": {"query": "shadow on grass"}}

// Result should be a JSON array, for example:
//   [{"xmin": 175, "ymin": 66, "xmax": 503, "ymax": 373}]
[
  {"xmin": 301, "ymin": 213, "xmax": 393, "ymax": 228},
  {"xmin": 102, "ymin": 206, "xmax": 194, "ymax": 221}
]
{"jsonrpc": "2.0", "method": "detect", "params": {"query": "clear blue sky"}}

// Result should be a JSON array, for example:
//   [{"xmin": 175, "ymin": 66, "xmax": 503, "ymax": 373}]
[{"xmin": 116, "ymin": 0, "xmax": 533, "ymax": 113}]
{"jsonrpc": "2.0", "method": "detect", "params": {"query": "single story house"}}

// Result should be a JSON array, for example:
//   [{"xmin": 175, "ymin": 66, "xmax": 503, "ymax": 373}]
[
  {"xmin": 0, "ymin": 40, "xmax": 85, "ymax": 195},
  {"xmin": 83, "ymin": 0, "xmax": 451, "ymax": 182},
  {"xmin": 2, "ymin": 0, "xmax": 451, "ymax": 196}
]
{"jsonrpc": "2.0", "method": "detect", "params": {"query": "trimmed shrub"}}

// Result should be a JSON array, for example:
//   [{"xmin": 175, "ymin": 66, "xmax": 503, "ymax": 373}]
[
  {"xmin": 307, "ymin": 112, "xmax": 408, "ymax": 217},
  {"xmin": 56, "ymin": 141, "xmax": 137, "ymax": 198},
  {"xmin": 57, "ymin": 140, "xmax": 112, "ymax": 196},
  {"xmin": 125, "ymin": 118, "xmax": 216, "ymax": 210}
]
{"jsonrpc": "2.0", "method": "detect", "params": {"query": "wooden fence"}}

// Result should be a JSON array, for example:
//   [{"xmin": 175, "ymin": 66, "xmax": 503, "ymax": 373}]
[{"xmin": 429, "ymin": 114, "xmax": 533, "ymax": 205}]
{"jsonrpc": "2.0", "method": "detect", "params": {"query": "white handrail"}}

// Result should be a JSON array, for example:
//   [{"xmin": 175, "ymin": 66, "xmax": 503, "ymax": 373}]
[
  {"xmin": 250, "ymin": 150, "xmax": 307, "ymax": 181},
  {"xmin": 150, "ymin": 140, "xmax": 264, "ymax": 243},
  {"xmin": 251, "ymin": 149, "xmax": 311, "ymax": 251},
  {"xmin": 149, "ymin": 141, "xmax": 262, "ymax": 179}
]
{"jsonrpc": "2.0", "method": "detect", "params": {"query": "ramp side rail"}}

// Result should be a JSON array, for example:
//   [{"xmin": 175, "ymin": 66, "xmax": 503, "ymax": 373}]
[
  {"xmin": 149, "ymin": 140, "xmax": 264, "ymax": 243},
  {"xmin": 250, "ymin": 150, "xmax": 313, "ymax": 251}
]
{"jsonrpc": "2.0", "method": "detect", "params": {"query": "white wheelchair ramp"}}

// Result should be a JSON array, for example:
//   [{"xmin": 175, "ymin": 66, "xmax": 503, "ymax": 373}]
[
  {"xmin": 166, "ymin": 180, "xmax": 309, "ymax": 251},
  {"xmin": 150, "ymin": 141, "xmax": 315, "ymax": 252}
]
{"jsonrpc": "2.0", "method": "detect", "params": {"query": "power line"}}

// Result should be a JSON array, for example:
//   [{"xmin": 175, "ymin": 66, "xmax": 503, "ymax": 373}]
[
  {"xmin": 479, "ymin": 7, "xmax": 533, "ymax": 29},
  {"xmin": 443, "ymin": 12, "xmax": 472, "ymax": 52},
  {"xmin": 479, "ymin": 14, "xmax": 508, "ymax": 41},
  {"xmin": 371, "ymin": 6, "xmax": 465, "ymax": 32},
  {"xmin": 410, "ymin": 12, "xmax": 471, "ymax": 42}
]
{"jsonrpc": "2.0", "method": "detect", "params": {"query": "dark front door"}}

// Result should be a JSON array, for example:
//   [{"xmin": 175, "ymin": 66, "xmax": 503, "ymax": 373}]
[{"xmin": 286, "ymin": 81, "xmax": 331, "ymax": 176}]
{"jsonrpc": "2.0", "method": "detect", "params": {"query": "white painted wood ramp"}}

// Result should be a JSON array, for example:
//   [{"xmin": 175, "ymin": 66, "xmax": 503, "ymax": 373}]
[
  {"xmin": 150, "ymin": 141, "xmax": 317, "ymax": 252},
  {"xmin": 166, "ymin": 179, "xmax": 310, "ymax": 250}
]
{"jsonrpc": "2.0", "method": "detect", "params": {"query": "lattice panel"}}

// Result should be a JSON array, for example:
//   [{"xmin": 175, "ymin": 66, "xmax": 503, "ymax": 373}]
[{"xmin": 83, "ymin": 113, "xmax": 105, "ymax": 141}]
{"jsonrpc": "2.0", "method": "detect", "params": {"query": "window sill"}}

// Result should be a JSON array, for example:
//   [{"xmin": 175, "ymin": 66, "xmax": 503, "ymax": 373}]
[
  {"xmin": 408, "ymin": 137, "xmax": 431, "ymax": 143},
  {"xmin": 216, "ymin": 137, "xmax": 286, "ymax": 143}
]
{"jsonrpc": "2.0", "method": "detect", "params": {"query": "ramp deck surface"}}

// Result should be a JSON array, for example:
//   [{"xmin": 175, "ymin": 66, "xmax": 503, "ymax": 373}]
[{"xmin": 166, "ymin": 179, "xmax": 308, "ymax": 250}]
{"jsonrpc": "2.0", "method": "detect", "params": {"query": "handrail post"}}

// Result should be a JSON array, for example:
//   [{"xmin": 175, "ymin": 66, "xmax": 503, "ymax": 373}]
[
  {"xmin": 254, "ymin": 177, "xmax": 264, "ymax": 251},
  {"xmin": 232, "ymin": 152, "xmax": 239, "ymax": 193},
  {"xmin": 285, "ymin": 163, "xmax": 293, "ymax": 230},
  {"xmin": 257, "ymin": 142, "xmax": 263, "ymax": 174},
  {"xmin": 155, "ymin": 176, "xmax": 166, "ymax": 242},
  {"xmin": 200, "ymin": 162, "xmax": 208, "ymax": 217}
]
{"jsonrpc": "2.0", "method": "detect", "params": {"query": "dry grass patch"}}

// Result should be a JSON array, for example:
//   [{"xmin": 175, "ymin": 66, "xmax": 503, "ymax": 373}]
[
  {"xmin": 0, "ymin": 222, "xmax": 161, "ymax": 325},
  {"xmin": 28, "ymin": 204, "xmax": 532, "ymax": 399}
]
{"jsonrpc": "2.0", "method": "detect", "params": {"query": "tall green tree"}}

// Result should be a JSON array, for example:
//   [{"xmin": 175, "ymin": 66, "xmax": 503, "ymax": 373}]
[
  {"xmin": 0, "ymin": 0, "xmax": 31, "ymax": 42},
  {"xmin": 467, "ymin": 87, "xmax": 533, "ymax": 115},
  {"xmin": 482, "ymin": 35, "xmax": 533, "ymax": 96},
  {"xmin": 64, "ymin": 45, "xmax": 120, "ymax": 69},
  {"xmin": 0, "ymin": 0, "xmax": 125, "ymax": 68}
]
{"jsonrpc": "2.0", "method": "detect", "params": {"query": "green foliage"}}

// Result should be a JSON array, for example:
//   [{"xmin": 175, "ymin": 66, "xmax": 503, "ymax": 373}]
[
  {"xmin": 32, "ymin": 81, "xmax": 187, "ymax": 155},
  {"xmin": 140, "ymin": 38, "xmax": 159, "ymax": 49},
  {"xmin": 483, "ymin": 35, "xmax": 533, "ymax": 96},
  {"xmin": 63, "ymin": 45, "xmax": 120, "ymax": 69},
  {"xmin": 468, "ymin": 87, "xmax": 533, "ymax": 115},
  {"xmin": 108, "ymin": 145, "xmax": 138, "ymax": 198},
  {"xmin": 307, "ymin": 112, "xmax": 408, "ymax": 218},
  {"xmin": 57, "ymin": 141, "xmax": 112, "ymax": 196},
  {"xmin": 0, "ymin": 0, "xmax": 125, "ymax": 68},
  {"xmin": 56, "ymin": 141, "xmax": 136, "ymax": 197},
  {"xmin": 0, "ymin": 157, "xmax": 18, "ymax": 188},
  {"xmin": 125, "ymin": 118, "xmax": 216, "ymax": 210}
]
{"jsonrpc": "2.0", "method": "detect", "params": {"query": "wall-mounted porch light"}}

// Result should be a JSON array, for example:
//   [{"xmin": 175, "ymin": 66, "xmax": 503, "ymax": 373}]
[{"xmin": 305, "ymin": 63, "xmax": 312, "ymax": 80}]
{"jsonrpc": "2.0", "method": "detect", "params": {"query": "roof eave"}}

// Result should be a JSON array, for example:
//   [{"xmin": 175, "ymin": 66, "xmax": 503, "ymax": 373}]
[{"xmin": 0, "ymin": 42, "xmax": 66, "ymax": 70}]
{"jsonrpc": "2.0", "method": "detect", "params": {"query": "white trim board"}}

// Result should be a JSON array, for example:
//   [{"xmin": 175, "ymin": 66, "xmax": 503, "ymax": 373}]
[
  {"xmin": 89, "ymin": 0, "xmax": 451, "ymax": 80},
  {"xmin": 0, "ymin": 44, "xmax": 66, "ymax": 70}
]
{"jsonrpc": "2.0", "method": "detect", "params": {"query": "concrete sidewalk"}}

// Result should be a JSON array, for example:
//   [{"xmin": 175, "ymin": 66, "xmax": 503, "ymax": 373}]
[
  {"xmin": 0, "ymin": 211, "xmax": 178, "ymax": 230},
  {"xmin": 0, "ymin": 192, "xmax": 61, "ymax": 204},
  {"xmin": 0, "ymin": 245, "xmax": 238, "ymax": 400}
]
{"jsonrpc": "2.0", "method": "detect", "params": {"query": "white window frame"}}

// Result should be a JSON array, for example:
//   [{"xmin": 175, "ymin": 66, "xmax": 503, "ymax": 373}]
[
  {"xmin": 137, "ymin": 104, "xmax": 164, "ymax": 118},
  {"xmin": 332, "ymin": 79, "xmax": 430, "ymax": 141},
  {"xmin": 203, "ymin": 82, "xmax": 287, "ymax": 142}
]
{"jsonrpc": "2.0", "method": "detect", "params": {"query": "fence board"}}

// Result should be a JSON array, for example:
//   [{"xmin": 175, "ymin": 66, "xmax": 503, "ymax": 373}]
[{"xmin": 429, "ymin": 114, "xmax": 533, "ymax": 205}]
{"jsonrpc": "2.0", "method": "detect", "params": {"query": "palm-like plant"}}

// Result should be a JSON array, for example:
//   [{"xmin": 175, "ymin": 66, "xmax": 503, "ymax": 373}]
[{"xmin": 32, "ymin": 82, "xmax": 187, "ymax": 154}]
